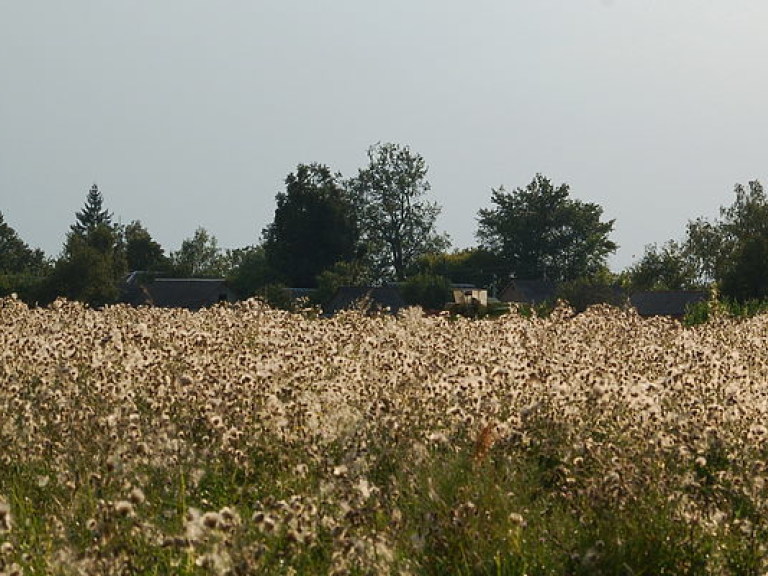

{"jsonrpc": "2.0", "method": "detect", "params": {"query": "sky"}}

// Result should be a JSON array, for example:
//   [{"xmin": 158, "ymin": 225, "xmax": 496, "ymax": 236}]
[{"xmin": 2, "ymin": 1, "xmax": 767, "ymax": 271}]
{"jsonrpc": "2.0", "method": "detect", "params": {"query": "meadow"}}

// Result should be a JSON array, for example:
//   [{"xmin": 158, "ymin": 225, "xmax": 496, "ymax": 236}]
[{"xmin": 2, "ymin": 296, "xmax": 768, "ymax": 575}]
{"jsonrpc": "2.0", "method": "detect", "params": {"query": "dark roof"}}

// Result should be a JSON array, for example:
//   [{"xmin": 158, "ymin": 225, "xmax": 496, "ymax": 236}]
[
  {"xmin": 629, "ymin": 290, "xmax": 709, "ymax": 317},
  {"xmin": 124, "ymin": 278, "xmax": 238, "ymax": 310},
  {"xmin": 323, "ymin": 285, "xmax": 407, "ymax": 316},
  {"xmin": 498, "ymin": 279, "xmax": 557, "ymax": 304}
]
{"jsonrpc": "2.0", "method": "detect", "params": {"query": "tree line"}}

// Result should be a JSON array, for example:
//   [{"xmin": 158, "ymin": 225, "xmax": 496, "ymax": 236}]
[{"xmin": 2, "ymin": 141, "xmax": 766, "ymax": 309}]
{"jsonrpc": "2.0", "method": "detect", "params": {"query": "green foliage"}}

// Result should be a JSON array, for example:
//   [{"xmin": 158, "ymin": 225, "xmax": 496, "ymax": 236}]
[
  {"xmin": 170, "ymin": 227, "xmax": 227, "ymax": 277},
  {"xmin": 0, "ymin": 211, "xmax": 49, "ymax": 276},
  {"xmin": 401, "ymin": 273, "xmax": 452, "ymax": 310},
  {"xmin": 0, "ymin": 211, "xmax": 51, "ymax": 303},
  {"xmin": 557, "ymin": 268, "xmax": 624, "ymax": 313},
  {"xmin": 49, "ymin": 224, "xmax": 127, "ymax": 307},
  {"xmin": 477, "ymin": 173, "xmax": 617, "ymax": 283},
  {"xmin": 684, "ymin": 295, "xmax": 768, "ymax": 326},
  {"xmin": 42, "ymin": 186, "xmax": 127, "ymax": 306},
  {"xmin": 720, "ymin": 234, "xmax": 768, "ymax": 302},
  {"xmin": 626, "ymin": 239, "xmax": 701, "ymax": 291},
  {"xmin": 314, "ymin": 260, "xmax": 371, "ymax": 307},
  {"xmin": 686, "ymin": 180, "xmax": 768, "ymax": 296},
  {"xmin": 258, "ymin": 283, "xmax": 294, "ymax": 311},
  {"xmin": 263, "ymin": 163, "xmax": 360, "ymax": 288},
  {"xmin": 409, "ymin": 248, "xmax": 506, "ymax": 294},
  {"xmin": 227, "ymin": 245, "xmax": 278, "ymax": 299},
  {"xmin": 124, "ymin": 220, "xmax": 168, "ymax": 272},
  {"xmin": 350, "ymin": 142, "xmax": 450, "ymax": 282},
  {"xmin": 70, "ymin": 183, "xmax": 113, "ymax": 237}
]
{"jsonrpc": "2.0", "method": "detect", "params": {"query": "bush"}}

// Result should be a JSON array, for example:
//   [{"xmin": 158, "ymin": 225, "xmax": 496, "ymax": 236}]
[{"xmin": 401, "ymin": 273, "xmax": 452, "ymax": 311}]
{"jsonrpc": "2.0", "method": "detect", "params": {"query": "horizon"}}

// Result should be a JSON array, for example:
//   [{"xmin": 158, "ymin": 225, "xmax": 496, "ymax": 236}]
[{"xmin": 3, "ymin": 2, "xmax": 767, "ymax": 270}]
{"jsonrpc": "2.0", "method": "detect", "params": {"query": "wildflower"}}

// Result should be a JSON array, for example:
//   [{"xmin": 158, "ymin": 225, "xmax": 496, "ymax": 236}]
[
  {"xmin": 509, "ymin": 512, "xmax": 526, "ymax": 527},
  {"xmin": 201, "ymin": 512, "xmax": 222, "ymax": 530},
  {"xmin": 128, "ymin": 487, "xmax": 146, "ymax": 506},
  {"xmin": 114, "ymin": 500, "xmax": 135, "ymax": 517},
  {"xmin": 0, "ymin": 501, "xmax": 12, "ymax": 533}
]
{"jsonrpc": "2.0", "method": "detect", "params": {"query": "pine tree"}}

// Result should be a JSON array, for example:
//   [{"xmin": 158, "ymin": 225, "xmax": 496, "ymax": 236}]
[{"xmin": 71, "ymin": 184, "xmax": 113, "ymax": 236}]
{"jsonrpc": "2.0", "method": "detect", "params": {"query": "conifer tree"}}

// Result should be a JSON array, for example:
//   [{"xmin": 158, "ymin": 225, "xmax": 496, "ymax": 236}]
[{"xmin": 71, "ymin": 184, "xmax": 113, "ymax": 236}]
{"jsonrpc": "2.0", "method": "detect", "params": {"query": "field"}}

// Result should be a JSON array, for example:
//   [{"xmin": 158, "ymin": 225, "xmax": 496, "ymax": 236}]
[{"xmin": 2, "ymin": 297, "xmax": 768, "ymax": 575}]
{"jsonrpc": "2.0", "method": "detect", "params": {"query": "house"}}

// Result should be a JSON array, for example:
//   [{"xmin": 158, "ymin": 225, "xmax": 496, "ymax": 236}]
[
  {"xmin": 629, "ymin": 290, "xmax": 709, "ymax": 318},
  {"xmin": 498, "ymin": 279, "xmax": 557, "ymax": 305},
  {"xmin": 122, "ymin": 274, "xmax": 239, "ymax": 310},
  {"xmin": 451, "ymin": 284, "xmax": 488, "ymax": 307},
  {"xmin": 323, "ymin": 285, "xmax": 407, "ymax": 316}
]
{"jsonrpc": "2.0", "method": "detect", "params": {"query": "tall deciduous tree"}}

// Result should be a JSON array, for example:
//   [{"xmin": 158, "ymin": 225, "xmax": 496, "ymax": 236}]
[
  {"xmin": 685, "ymin": 180, "xmax": 768, "ymax": 301},
  {"xmin": 476, "ymin": 174, "xmax": 616, "ymax": 282},
  {"xmin": 263, "ymin": 163, "xmax": 359, "ymax": 287},
  {"xmin": 0, "ymin": 211, "xmax": 48, "ymax": 275},
  {"xmin": 0, "ymin": 211, "xmax": 50, "ymax": 301},
  {"xmin": 124, "ymin": 220, "xmax": 168, "ymax": 272},
  {"xmin": 170, "ymin": 227, "xmax": 226, "ymax": 277},
  {"xmin": 350, "ymin": 143, "xmax": 449, "ymax": 282},
  {"xmin": 686, "ymin": 181, "xmax": 768, "ymax": 284},
  {"xmin": 625, "ymin": 240, "xmax": 700, "ymax": 291}
]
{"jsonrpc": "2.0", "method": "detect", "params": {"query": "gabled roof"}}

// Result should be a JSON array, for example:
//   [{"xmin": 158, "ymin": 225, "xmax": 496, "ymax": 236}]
[
  {"xmin": 498, "ymin": 279, "xmax": 557, "ymax": 304},
  {"xmin": 629, "ymin": 290, "xmax": 709, "ymax": 317},
  {"xmin": 323, "ymin": 285, "xmax": 406, "ymax": 316},
  {"xmin": 124, "ymin": 278, "xmax": 238, "ymax": 310}
]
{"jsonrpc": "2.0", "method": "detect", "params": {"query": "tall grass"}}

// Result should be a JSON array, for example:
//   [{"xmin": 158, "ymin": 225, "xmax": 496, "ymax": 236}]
[{"xmin": 2, "ymin": 297, "xmax": 768, "ymax": 574}]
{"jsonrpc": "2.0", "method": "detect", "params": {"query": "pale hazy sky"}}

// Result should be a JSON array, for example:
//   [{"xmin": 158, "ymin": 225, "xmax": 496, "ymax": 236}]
[{"xmin": 2, "ymin": 1, "xmax": 767, "ymax": 271}]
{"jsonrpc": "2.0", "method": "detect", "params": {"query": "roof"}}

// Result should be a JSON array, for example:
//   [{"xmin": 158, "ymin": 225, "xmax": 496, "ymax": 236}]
[
  {"xmin": 323, "ymin": 285, "xmax": 407, "ymax": 316},
  {"xmin": 124, "ymin": 277, "xmax": 238, "ymax": 310},
  {"xmin": 498, "ymin": 279, "xmax": 557, "ymax": 304},
  {"xmin": 629, "ymin": 290, "xmax": 709, "ymax": 317}
]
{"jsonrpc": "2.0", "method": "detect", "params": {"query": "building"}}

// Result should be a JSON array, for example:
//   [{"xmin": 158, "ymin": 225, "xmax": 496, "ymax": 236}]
[
  {"xmin": 122, "ymin": 274, "xmax": 238, "ymax": 310},
  {"xmin": 498, "ymin": 279, "xmax": 557, "ymax": 305},
  {"xmin": 451, "ymin": 284, "xmax": 488, "ymax": 307},
  {"xmin": 629, "ymin": 290, "xmax": 709, "ymax": 318},
  {"xmin": 323, "ymin": 285, "xmax": 407, "ymax": 316}
]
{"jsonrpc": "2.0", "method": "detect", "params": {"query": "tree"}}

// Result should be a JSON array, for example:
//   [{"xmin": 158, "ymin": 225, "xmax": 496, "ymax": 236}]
[
  {"xmin": 686, "ymin": 180, "xmax": 768, "ymax": 290},
  {"xmin": 720, "ymin": 234, "xmax": 768, "ymax": 302},
  {"xmin": 263, "ymin": 163, "xmax": 359, "ymax": 287},
  {"xmin": 170, "ymin": 228, "xmax": 226, "ymax": 277},
  {"xmin": 349, "ymin": 142, "xmax": 449, "ymax": 282},
  {"xmin": 0, "ymin": 211, "xmax": 48, "ymax": 276},
  {"xmin": 227, "ymin": 245, "xmax": 279, "ymax": 298},
  {"xmin": 476, "ymin": 174, "xmax": 617, "ymax": 283},
  {"xmin": 314, "ymin": 260, "xmax": 374, "ymax": 307},
  {"xmin": 47, "ymin": 187, "xmax": 126, "ymax": 306},
  {"xmin": 124, "ymin": 221, "xmax": 168, "ymax": 272},
  {"xmin": 408, "ymin": 248, "xmax": 506, "ymax": 294},
  {"xmin": 401, "ymin": 273, "xmax": 452, "ymax": 310},
  {"xmin": 51, "ymin": 224, "xmax": 127, "ymax": 307},
  {"xmin": 0, "ymin": 211, "xmax": 51, "ymax": 301},
  {"xmin": 71, "ymin": 184, "xmax": 113, "ymax": 236},
  {"xmin": 625, "ymin": 240, "xmax": 700, "ymax": 291}
]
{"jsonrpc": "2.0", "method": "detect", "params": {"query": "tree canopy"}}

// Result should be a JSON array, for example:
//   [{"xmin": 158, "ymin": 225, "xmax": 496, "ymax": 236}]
[
  {"xmin": 477, "ymin": 174, "xmax": 617, "ymax": 283},
  {"xmin": 124, "ymin": 221, "xmax": 168, "ymax": 272},
  {"xmin": 48, "ymin": 187, "xmax": 126, "ymax": 307},
  {"xmin": 71, "ymin": 184, "xmax": 114, "ymax": 237},
  {"xmin": 624, "ymin": 240, "xmax": 700, "ymax": 291},
  {"xmin": 350, "ymin": 142, "xmax": 449, "ymax": 282},
  {"xmin": 0, "ymin": 211, "xmax": 48, "ymax": 276},
  {"xmin": 170, "ymin": 227, "xmax": 227, "ymax": 278},
  {"xmin": 262, "ymin": 163, "xmax": 359, "ymax": 288},
  {"xmin": 684, "ymin": 180, "xmax": 768, "ymax": 301}
]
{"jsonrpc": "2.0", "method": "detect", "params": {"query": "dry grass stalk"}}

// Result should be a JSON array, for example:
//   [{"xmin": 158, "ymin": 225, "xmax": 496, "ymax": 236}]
[{"xmin": 473, "ymin": 421, "xmax": 497, "ymax": 465}]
